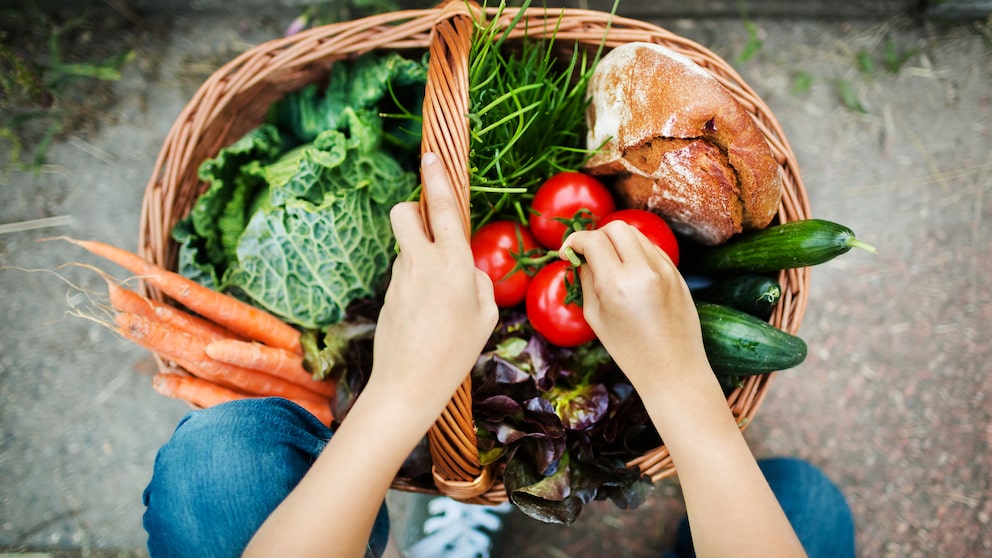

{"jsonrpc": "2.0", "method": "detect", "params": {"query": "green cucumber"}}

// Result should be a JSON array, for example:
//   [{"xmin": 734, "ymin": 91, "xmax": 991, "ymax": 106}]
[
  {"xmin": 696, "ymin": 302, "xmax": 807, "ymax": 377},
  {"xmin": 700, "ymin": 219, "xmax": 875, "ymax": 273},
  {"xmin": 695, "ymin": 274, "xmax": 782, "ymax": 319}
]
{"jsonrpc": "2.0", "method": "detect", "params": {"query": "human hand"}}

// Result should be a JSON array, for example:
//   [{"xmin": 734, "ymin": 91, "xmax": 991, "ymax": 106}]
[
  {"xmin": 368, "ymin": 152, "xmax": 498, "ymax": 417},
  {"xmin": 560, "ymin": 223, "xmax": 807, "ymax": 558},
  {"xmin": 560, "ymin": 221, "xmax": 709, "ymax": 393}
]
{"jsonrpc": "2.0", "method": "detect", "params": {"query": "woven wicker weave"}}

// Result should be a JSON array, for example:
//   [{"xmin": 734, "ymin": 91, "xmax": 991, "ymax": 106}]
[{"xmin": 139, "ymin": 2, "xmax": 810, "ymax": 505}]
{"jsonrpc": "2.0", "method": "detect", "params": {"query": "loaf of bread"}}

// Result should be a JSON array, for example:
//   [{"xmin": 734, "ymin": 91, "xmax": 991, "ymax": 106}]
[{"xmin": 584, "ymin": 42, "xmax": 783, "ymax": 246}]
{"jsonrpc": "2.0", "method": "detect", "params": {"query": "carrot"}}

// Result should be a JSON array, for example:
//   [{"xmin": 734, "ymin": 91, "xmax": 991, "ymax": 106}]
[
  {"xmin": 153, "ymin": 372, "xmax": 250, "ymax": 408},
  {"xmin": 105, "ymin": 278, "xmax": 243, "ymax": 342},
  {"xmin": 115, "ymin": 312, "xmax": 326, "ymax": 404},
  {"xmin": 108, "ymin": 282, "xmax": 333, "ymax": 399},
  {"xmin": 205, "ymin": 339, "xmax": 336, "ymax": 399},
  {"xmin": 62, "ymin": 237, "xmax": 302, "ymax": 354},
  {"xmin": 152, "ymin": 373, "xmax": 333, "ymax": 425}
]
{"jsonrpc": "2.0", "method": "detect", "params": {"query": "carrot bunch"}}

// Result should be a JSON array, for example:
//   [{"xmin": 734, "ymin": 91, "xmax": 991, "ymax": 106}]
[{"xmin": 64, "ymin": 237, "xmax": 335, "ymax": 426}]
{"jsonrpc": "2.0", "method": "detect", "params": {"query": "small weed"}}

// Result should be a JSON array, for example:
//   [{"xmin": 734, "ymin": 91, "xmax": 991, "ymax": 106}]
[
  {"xmin": 856, "ymin": 50, "xmax": 876, "ymax": 76},
  {"xmin": 851, "ymin": 32, "xmax": 917, "ymax": 81},
  {"xmin": 738, "ymin": 18, "xmax": 763, "ymax": 63},
  {"xmin": 0, "ymin": 5, "xmax": 134, "ymax": 174},
  {"xmin": 829, "ymin": 31, "xmax": 919, "ymax": 113},
  {"xmin": 836, "ymin": 79, "xmax": 868, "ymax": 113},
  {"xmin": 882, "ymin": 34, "xmax": 917, "ymax": 73},
  {"xmin": 791, "ymin": 71, "xmax": 813, "ymax": 95},
  {"xmin": 732, "ymin": 0, "xmax": 763, "ymax": 64}
]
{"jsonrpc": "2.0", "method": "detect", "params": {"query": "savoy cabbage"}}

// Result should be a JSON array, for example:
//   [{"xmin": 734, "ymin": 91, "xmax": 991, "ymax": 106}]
[{"xmin": 173, "ymin": 52, "xmax": 426, "ymax": 329}]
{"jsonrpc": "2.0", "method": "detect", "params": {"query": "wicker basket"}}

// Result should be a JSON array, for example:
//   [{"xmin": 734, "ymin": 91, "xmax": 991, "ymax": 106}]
[{"xmin": 139, "ymin": 2, "xmax": 811, "ymax": 505}]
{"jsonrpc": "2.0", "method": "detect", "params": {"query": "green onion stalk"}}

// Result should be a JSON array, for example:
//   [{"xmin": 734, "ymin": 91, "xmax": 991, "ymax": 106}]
[{"xmin": 465, "ymin": 0, "xmax": 614, "ymax": 231}]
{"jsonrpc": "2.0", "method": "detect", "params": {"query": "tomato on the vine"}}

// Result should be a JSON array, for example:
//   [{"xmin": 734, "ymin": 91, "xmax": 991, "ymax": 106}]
[
  {"xmin": 471, "ymin": 220, "xmax": 539, "ymax": 308},
  {"xmin": 526, "ymin": 260, "xmax": 596, "ymax": 347},
  {"xmin": 529, "ymin": 172, "xmax": 616, "ymax": 249},
  {"xmin": 597, "ymin": 208, "xmax": 680, "ymax": 266}
]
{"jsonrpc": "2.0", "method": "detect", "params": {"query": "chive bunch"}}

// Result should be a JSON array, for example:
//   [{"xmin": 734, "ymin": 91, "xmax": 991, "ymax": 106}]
[{"xmin": 466, "ymin": 1, "xmax": 606, "ymax": 229}]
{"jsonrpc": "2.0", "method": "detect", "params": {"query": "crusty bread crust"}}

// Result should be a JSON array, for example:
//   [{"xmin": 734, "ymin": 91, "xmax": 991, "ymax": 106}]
[{"xmin": 584, "ymin": 42, "xmax": 782, "ymax": 245}]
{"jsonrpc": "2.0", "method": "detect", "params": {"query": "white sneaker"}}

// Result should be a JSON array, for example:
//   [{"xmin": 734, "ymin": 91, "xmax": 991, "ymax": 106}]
[{"xmin": 405, "ymin": 497, "xmax": 512, "ymax": 558}]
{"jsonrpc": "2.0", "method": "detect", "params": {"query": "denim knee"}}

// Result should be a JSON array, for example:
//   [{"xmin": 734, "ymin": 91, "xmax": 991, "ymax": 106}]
[
  {"xmin": 759, "ymin": 457, "xmax": 856, "ymax": 558},
  {"xmin": 142, "ymin": 398, "xmax": 333, "ymax": 558}
]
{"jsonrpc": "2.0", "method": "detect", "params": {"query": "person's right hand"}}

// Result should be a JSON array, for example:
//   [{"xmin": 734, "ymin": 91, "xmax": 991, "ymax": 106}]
[{"xmin": 559, "ymin": 221, "xmax": 709, "ymax": 393}]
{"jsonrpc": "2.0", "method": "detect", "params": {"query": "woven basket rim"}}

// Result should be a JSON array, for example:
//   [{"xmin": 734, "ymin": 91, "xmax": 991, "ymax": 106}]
[{"xmin": 138, "ymin": 2, "xmax": 811, "ymax": 505}]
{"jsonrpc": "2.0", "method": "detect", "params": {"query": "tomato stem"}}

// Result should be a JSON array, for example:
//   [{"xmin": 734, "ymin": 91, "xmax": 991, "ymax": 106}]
[
  {"xmin": 563, "ymin": 265, "xmax": 584, "ymax": 307},
  {"xmin": 552, "ymin": 209, "xmax": 596, "ymax": 246},
  {"xmin": 513, "ymin": 201, "xmax": 529, "ymax": 227},
  {"xmin": 510, "ymin": 245, "xmax": 584, "ymax": 276},
  {"xmin": 560, "ymin": 246, "xmax": 583, "ymax": 267}
]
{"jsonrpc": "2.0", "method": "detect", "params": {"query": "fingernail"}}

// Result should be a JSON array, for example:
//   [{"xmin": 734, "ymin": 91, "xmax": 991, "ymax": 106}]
[{"xmin": 422, "ymin": 152, "xmax": 439, "ymax": 167}]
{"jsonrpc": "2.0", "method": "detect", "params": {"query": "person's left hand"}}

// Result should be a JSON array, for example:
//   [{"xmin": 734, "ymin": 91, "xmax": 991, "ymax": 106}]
[{"xmin": 367, "ymin": 152, "xmax": 498, "ymax": 417}]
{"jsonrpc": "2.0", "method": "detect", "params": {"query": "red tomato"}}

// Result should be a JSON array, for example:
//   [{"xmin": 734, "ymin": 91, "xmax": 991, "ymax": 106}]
[
  {"xmin": 526, "ymin": 260, "xmax": 596, "ymax": 347},
  {"xmin": 598, "ymin": 209, "xmax": 680, "ymax": 266},
  {"xmin": 529, "ymin": 172, "xmax": 616, "ymax": 249},
  {"xmin": 471, "ymin": 221, "xmax": 539, "ymax": 307}
]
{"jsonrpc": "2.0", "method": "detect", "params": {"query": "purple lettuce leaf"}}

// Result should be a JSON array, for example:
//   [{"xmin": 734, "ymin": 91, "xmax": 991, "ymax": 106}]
[
  {"xmin": 544, "ymin": 382, "xmax": 609, "ymax": 431},
  {"xmin": 504, "ymin": 450, "xmax": 586, "ymax": 525}
]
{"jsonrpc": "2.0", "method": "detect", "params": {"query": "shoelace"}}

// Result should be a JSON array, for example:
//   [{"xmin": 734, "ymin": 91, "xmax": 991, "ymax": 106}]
[{"xmin": 406, "ymin": 498, "xmax": 512, "ymax": 558}]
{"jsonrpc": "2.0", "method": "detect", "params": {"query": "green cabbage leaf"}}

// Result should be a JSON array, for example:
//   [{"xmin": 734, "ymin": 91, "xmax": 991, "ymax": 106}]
[
  {"xmin": 225, "ymin": 117, "xmax": 412, "ymax": 328},
  {"xmin": 173, "ymin": 51, "xmax": 424, "ymax": 328}
]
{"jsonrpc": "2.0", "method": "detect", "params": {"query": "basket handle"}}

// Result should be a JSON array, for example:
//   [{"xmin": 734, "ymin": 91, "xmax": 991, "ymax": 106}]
[
  {"xmin": 420, "ymin": 1, "xmax": 475, "ymax": 239},
  {"xmin": 419, "ymin": 1, "xmax": 499, "ymax": 502}
]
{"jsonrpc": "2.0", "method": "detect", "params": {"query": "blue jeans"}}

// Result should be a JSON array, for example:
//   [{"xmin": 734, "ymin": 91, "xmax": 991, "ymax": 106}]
[
  {"xmin": 142, "ymin": 398, "xmax": 390, "ymax": 558},
  {"xmin": 143, "ymin": 398, "xmax": 854, "ymax": 558}
]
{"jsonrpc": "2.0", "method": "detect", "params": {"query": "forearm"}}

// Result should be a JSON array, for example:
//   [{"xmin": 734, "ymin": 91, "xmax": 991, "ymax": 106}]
[
  {"xmin": 557, "ymin": 223, "xmax": 804, "ymax": 555},
  {"xmin": 244, "ymin": 379, "xmax": 441, "ymax": 558},
  {"xmin": 244, "ymin": 151, "xmax": 497, "ymax": 558},
  {"xmin": 639, "ymin": 367, "xmax": 806, "ymax": 558}
]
